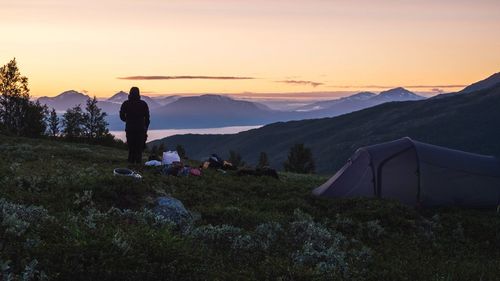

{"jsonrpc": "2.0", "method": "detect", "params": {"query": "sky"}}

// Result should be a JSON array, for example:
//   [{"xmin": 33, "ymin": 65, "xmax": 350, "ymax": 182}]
[{"xmin": 1, "ymin": 0, "xmax": 499, "ymax": 98}]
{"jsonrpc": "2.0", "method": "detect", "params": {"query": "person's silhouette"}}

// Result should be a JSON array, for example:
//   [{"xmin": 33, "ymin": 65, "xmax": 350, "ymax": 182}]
[{"xmin": 120, "ymin": 87, "xmax": 150, "ymax": 164}]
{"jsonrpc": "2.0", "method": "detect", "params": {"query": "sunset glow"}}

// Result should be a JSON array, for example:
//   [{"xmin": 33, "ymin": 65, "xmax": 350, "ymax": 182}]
[{"xmin": 1, "ymin": 0, "xmax": 499, "ymax": 97}]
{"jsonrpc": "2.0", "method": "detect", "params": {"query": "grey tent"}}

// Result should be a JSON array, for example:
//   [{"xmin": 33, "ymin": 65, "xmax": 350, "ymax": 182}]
[{"xmin": 313, "ymin": 137, "xmax": 500, "ymax": 207}]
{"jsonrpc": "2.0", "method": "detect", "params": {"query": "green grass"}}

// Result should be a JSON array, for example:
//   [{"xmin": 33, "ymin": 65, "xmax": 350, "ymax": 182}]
[{"xmin": 1, "ymin": 135, "xmax": 500, "ymax": 280}]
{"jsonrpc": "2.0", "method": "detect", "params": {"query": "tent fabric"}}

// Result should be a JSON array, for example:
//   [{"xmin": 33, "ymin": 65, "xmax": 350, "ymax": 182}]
[
  {"xmin": 312, "ymin": 137, "xmax": 500, "ymax": 207},
  {"xmin": 314, "ymin": 150, "xmax": 374, "ymax": 198}
]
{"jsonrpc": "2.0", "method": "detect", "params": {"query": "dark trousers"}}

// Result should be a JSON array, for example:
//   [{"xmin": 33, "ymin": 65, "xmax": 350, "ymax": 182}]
[{"xmin": 126, "ymin": 130, "xmax": 146, "ymax": 164}]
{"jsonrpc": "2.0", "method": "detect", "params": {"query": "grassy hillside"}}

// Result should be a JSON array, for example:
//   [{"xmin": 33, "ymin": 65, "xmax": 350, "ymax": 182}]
[
  {"xmin": 153, "ymin": 84, "xmax": 500, "ymax": 174},
  {"xmin": 1, "ymin": 135, "xmax": 500, "ymax": 280}
]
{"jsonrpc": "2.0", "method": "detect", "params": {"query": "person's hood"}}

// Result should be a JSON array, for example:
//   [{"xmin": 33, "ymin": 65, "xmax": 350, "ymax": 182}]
[
  {"xmin": 129, "ymin": 92, "xmax": 140, "ymax": 101},
  {"xmin": 129, "ymin": 88, "xmax": 141, "ymax": 101}
]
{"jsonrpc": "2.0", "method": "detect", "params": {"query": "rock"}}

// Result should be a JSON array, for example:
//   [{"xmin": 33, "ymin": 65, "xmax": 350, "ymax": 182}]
[{"xmin": 153, "ymin": 196, "xmax": 192, "ymax": 226}]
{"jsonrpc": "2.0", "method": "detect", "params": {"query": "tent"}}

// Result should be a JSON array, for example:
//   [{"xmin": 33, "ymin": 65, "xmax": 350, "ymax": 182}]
[{"xmin": 312, "ymin": 137, "xmax": 500, "ymax": 207}]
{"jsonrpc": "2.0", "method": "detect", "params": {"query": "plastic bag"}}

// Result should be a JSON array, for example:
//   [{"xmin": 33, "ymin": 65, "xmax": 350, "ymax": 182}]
[{"xmin": 162, "ymin": 151, "xmax": 181, "ymax": 165}]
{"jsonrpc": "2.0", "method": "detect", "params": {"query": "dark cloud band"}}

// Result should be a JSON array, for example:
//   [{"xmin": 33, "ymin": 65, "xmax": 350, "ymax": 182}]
[
  {"xmin": 118, "ymin": 76, "xmax": 255, "ymax": 80},
  {"xmin": 276, "ymin": 80, "xmax": 324, "ymax": 87}
]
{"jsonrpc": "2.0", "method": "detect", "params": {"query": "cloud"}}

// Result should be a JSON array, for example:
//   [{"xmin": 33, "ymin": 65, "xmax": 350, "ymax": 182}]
[
  {"xmin": 276, "ymin": 80, "xmax": 324, "ymax": 87},
  {"xmin": 228, "ymin": 91, "xmax": 356, "ymax": 100},
  {"xmin": 431, "ymin": 88, "xmax": 445, "ymax": 94},
  {"xmin": 118, "ymin": 75, "xmax": 255, "ymax": 80}
]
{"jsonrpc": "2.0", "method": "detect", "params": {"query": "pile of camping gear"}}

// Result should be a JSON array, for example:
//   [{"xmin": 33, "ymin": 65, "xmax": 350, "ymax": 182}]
[
  {"xmin": 148, "ymin": 151, "xmax": 279, "ymax": 179},
  {"xmin": 201, "ymin": 154, "xmax": 236, "ymax": 171},
  {"xmin": 201, "ymin": 153, "xmax": 279, "ymax": 179},
  {"xmin": 146, "ymin": 150, "xmax": 202, "ymax": 177}
]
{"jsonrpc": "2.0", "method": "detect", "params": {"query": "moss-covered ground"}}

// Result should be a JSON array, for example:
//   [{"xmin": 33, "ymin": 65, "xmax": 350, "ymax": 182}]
[{"xmin": 1, "ymin": 135, "xmax": 500, "ymax": 280}]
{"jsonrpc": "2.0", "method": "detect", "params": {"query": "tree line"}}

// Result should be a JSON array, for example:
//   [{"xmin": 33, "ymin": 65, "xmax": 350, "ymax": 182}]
[
  {"xmin": 0, "ymin": 58, "xmax": 120, "ymax": 146},
  {"xmin": 236, "ymin": 144, "xmax": 316, "ymax": 174},
  {"xmin": 46, "ymin": 97, "xmax": 111, "ymax": 141}
]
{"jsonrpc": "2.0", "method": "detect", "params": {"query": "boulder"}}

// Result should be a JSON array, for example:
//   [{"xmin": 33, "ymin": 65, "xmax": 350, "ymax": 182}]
[{"xmin": 153, "ymin": 196, "xmax": 192, "ymax": 226}]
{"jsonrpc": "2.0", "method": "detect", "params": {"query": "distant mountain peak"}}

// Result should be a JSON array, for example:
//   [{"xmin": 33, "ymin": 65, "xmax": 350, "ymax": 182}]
[
  {"xmin": 345, "ymin": 92, "xmax": 376, "ymax": 100},
  {"xmin": 198, "ymin": 94, "xmax": 233, "ymax": 100},
  {"xmin": 56, "ymin": 90, "xmax": 88, "ymax": 99},
  {"xmin": 107, "ymin": 91, "xmax": 161, "ymax": 108},
  {"xmin": 151, "ymin": 94, "xmax": 269, "ymax": 120},
  {"xmin": 375, "ymin": 87, "xmax": 423, "ymax": 101},
  {"xmin": 293, "ymin": 89, "xmax": 418, "ymax": 113},
  {"xmin": 37, "ymin": 90, "xmax": 90, "ymax": 112},
  {"xmin": 60, "ymin": 90, "xmax": 80, "ymax": 94},
  {"xmin": 107, "ymin": 91, "xmax": 129, "ymax": 103},
  {"xmin": 171, "ymin": 94, "xmax": 249, "ymax": 106},
  {"xmin": 379, "ymin": 87, "xmax": 412, "ymax": 95},
  {"xmin": 111, "ymin": 91, "xmax": 128, "ymax": 96}
]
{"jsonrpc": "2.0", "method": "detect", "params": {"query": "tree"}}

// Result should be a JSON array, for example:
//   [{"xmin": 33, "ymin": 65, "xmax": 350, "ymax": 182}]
[
  {"xmin": 22, "ymin": 100, "xmax": 48, "ymax": 137},
  {"xmin": 257, "ymin": 152, "xmax": 269, "ymax": 168},
  {"xmin": 0, "ymin": 58, "xmax": 29, "ymax": 133},
  {"xmin": 283, "ymin": 143, "xmax": 315, "ymax": 174},
  {"xmin": 0, "ymin": 58, "xmax": 47, "ymax": 136},
  {"xmin": 62, "ymin": 105, "xmax": 84, "ymax": 139},
  {"xmin": 47, "ymin": 108, "xmax": 60, "ymax": 137},
  {"xmin": 60, "ymin": 97, "xmax": 112, "ymax": 142},
  {"xmin": 176, "ymin": 144, "xmax": 186, "ymax": 159},
  {"xmin": 83, "ymin": 96, "xmax": 109, "ymax": 140},
  {"xmin": 228, "ymin": 150, "xmax": 245, "ymax": 167}
]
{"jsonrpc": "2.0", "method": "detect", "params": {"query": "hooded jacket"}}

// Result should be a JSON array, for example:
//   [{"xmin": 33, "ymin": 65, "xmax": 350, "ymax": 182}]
[{"xmin": 119, "ymin": 90, "xmax": 150, "ymax": 131}]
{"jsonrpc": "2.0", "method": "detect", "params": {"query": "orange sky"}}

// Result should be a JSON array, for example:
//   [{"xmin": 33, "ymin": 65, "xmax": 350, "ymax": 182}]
[{"xmin": 1, "ymin": 0, "xmax": 499, "ymax": 98}]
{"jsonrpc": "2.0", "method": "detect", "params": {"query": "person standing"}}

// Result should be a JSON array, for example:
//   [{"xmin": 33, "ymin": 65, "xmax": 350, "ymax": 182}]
[{"xmin": 120, "ymin": 87, "xmax": 150, "ymax": 164}]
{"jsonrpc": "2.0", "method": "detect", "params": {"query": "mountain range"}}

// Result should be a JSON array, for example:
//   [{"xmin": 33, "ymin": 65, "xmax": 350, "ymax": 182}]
[
  {"xmin": 37, "ymin": 87, "xmax": 425, "ymax": 130},
  {"xmin": 151, "ymin": 77, "xmax": 500, "ymax": 174},
  {"xmin": 294, "ymin": 87, "xmax": 424, "ymax": 119},
  {"xmin": 147, "ymin": 94, "xmax": 275, "ymax": 129},
  {"xmin": 38, "ymin": 90, "xmax": 165, "ymax": 113},
  {"xmin": 295, "ymin": 92, "xmax": 376, "ymax": 112},
  {"xmin": 38, "ymin": 90, "xmax": 92, "ymax": 111}
]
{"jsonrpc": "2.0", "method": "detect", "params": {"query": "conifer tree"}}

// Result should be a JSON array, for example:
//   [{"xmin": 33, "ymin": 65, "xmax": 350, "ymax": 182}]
[
  {"xmin": 229, "ymin": 150, "xmax": 245, "ymax": 167},
  {"xmin": 83, "ymin": 96, "xmax": 109, "ymax": 139},
  {"xmin": 22, "ymin": 100, "xmax": 48, "ymax": 137},
  {"xmin": 257, "ymin": 151, "xmax": 269, "ymax": 168},
  {"xmin": 62, "ymin": 105, "xmax": 84, "ymax": 139},
  {"xmin": 283, "ymin": 143, "xmax": 315, "ymax": 174},
  {"xmin": 47, "ymin": 108, "xmax": 60, "ymax": 137},
  {"xmin": 0, "ymin": 58, "xmax": 47, "ymax": 136}
]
